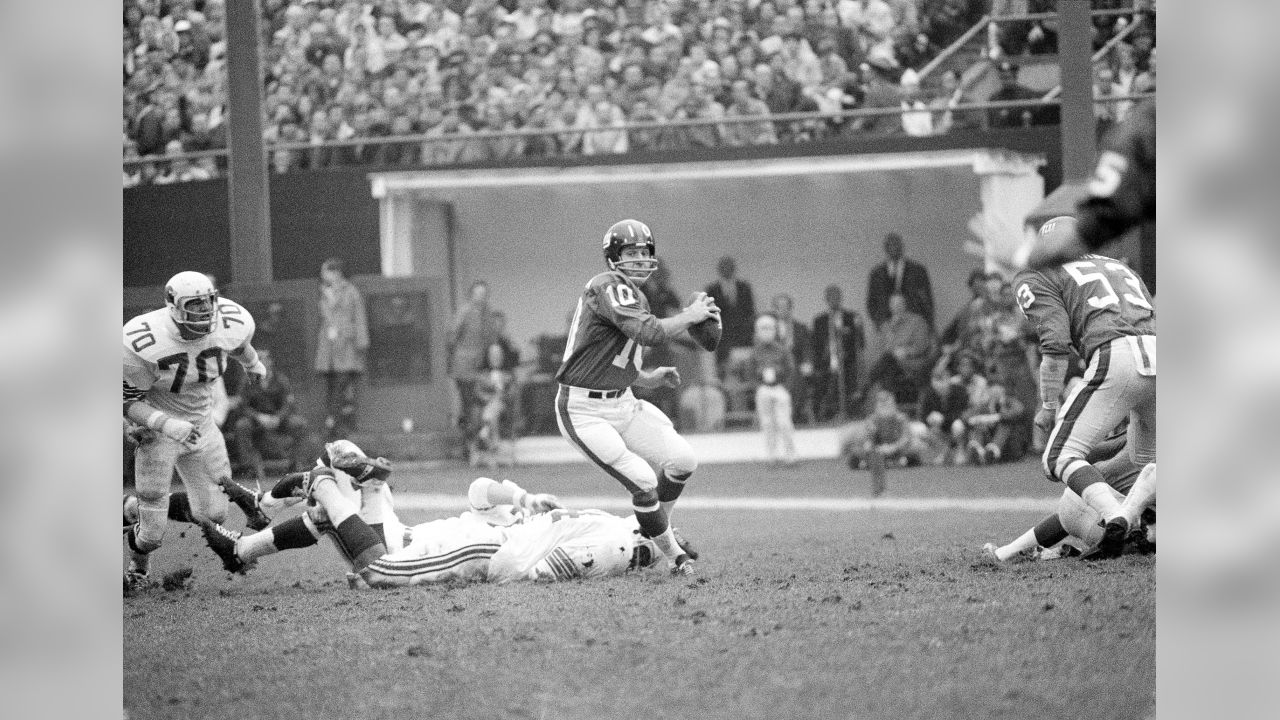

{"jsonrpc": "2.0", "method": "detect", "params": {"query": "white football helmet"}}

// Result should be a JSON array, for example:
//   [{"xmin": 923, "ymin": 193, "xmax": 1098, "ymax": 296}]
[{"xmin": 164, "ymin": 271, "xmax": 219, "ymax": 339}]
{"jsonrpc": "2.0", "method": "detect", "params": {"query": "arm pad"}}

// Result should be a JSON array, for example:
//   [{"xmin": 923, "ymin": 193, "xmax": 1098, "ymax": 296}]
[{"xmin": 1039, "ymin": 354, "xmax": 1069, "ymax": 409}]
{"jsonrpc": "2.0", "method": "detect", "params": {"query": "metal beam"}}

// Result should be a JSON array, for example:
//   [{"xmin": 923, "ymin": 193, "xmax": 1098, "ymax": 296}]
[
  {"xmin": 1057, "ymin": 0, "xmax": 1096, "ymax": 183},
  {"xmin": 224, "ymin": 0, "xmax": 272, "ymax": 283}
]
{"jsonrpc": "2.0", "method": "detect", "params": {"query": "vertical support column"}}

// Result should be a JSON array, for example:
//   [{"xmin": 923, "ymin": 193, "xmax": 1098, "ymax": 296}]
[
  {"xmin": 224, "ymin": 0, "xmax": 271, "ymax": 283},
  {"xmin": 1057, "ymin": 1, "xmax": 1096, "ymax": 183}
]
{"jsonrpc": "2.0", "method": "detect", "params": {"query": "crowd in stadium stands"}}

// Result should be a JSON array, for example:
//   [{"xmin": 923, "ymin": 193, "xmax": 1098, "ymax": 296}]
[{"xmin": 123, "ymin": 0, "xmax": 1153, "ymax": 186}]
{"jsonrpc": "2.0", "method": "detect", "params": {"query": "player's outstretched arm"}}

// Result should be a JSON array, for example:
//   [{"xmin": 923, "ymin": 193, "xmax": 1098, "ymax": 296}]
[
  {"xmin": 634, "ymin": 367, "xmax": 681, "ymax": 389},
  {"xmin": 469, "ymin": 477, "xmax": 561, "ymax": 514}
]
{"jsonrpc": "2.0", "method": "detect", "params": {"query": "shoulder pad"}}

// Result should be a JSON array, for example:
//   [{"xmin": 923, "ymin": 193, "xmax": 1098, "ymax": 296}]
[{"xmin": 215, "ymin": 299, "xmax": 256, "ymax": 343}]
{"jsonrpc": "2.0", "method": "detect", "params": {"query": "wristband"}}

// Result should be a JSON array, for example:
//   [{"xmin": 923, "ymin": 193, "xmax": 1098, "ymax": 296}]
[{"xmin": 1042, "ymin": 401, "xmax": 1060, "ymax": 411}]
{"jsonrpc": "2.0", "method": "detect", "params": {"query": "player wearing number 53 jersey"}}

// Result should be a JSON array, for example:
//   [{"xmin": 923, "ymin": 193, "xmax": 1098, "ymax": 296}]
[
  {"xmin": 122, "ymin": 271, "xmax": 267, "ymax": 589},
  {"xmin": 1015, "ymin": 217, "xmax": 1156, "ymax": 559},
  {"xmin": 555, "ymin": 219, "xmax": 720, "ymax": 575}
]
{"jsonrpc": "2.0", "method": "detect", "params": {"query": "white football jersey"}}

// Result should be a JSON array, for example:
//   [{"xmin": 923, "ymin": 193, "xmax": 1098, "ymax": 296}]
[
  {"xmin": 487, "ymin": 509, "xmax": 642, "ymax": 583},
  {"xmin": 123, "ymin": 299, "xmax": 256, "ymax": 425}
]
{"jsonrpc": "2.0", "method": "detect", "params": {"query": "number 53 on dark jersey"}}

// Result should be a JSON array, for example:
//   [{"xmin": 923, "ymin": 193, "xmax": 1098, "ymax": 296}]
[{"xmin": 1015, "ymin": 255, "xmax": 1156, "ymax": 362}]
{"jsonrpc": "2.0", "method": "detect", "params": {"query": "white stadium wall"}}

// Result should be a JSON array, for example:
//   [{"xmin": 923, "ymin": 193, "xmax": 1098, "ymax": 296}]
[{"xmin": 371, "ymin": 150, "xmax": 1046, "ymax": 359}]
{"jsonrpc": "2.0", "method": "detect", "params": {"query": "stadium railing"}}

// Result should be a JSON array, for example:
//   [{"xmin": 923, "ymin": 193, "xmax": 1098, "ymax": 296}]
[{"xmin": 122, "ymin": 93, "xmax": 1154, "ymax": 182}]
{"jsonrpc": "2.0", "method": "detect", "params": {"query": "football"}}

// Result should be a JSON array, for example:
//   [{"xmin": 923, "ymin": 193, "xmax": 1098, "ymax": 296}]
[{"xmin": 687, "ymin": 293, "xmax": 722, "ymax": 352}]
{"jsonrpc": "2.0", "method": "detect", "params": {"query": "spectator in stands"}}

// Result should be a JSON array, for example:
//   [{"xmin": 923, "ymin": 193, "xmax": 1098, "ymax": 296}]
[
  {"xmin": 227, "ymin": 349, "xmax": 318, "ymax": 481},
  {"xmin": 866, "ymin": 232, "xmax": 935, "ymax": 332},
  {"xmin": 916, "ymin": 360, "xmax": 971, "ymax": 465},
  {"xmin": 315, "ymin": 257, "xmax": 370, "ymax": 438},
  {"xmin": 939, "ymin": 267, "xmax": 990, "ymax": 353},
  {"xmin": 579, "ymin": 85, "xmax": 630, "ymax": 154},
  {"xmin": 898, "ymin": 69, "xmax": 933, "ymax": 136},
  {"xmin": 866, "ymin": 293, "xmax": 936, "ymax": 405},
  {"xmin": 470, "ymin": 341, "xmax": 519, "ymax": 468},
  {"xmin": 897, "ymin": 32, "xmax": 939, "ymax": 72},
  {"xmin": 811, "ymin": 284, "xmax": 865, "ymax": 421},
  {"xmin": 849, "ymin": 386, "xmax": 929, "ymax": 497},
  {"xmin": 449, "ymin": 280, "xmax": 495, "ymax": 442},
  {"xmin": 771, "ymin": 293, "xmax": 814, "ymax": 426},
  {"xmin": 987, "ymin": 60, "xmax": 1057, "ymax": 128},
  {"xmin": 704, "ymin": 255, "xmax": 757, "ymax": 370},
  {"xmin": 961, "ymin": 378, "xmax": 1027, "ymax": 464},
  {"xmin": 920, "ymin": 0, "xmax": 987, "ymax": 48},
  {"xmin": 927, "ymin": 67, "xmax": 974, "ymax": 133},
  {"xmin": 750, "ymin": 313, "xmax": 798, "ymax": 466},
  {"xmin": 1108, "ymin": 42, "xmax": 1140, "ymax": 122},
  {"xmin": 752, "ymin": 62, "xmax": 802, "ymax": 141},
  {"xmin": 724, "ymin": 79, "xmax": 778, "ymax": 146},
  {"xmin": 851, "ymin": 55, "xmax": 902, "ymax": 135}
]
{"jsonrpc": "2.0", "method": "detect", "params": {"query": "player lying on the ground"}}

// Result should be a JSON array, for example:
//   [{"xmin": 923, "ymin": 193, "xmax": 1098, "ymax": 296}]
[
  {"xmin": 200, "ymin": 467, "xmax": 671, "ymax": 586},
  {"xmin": 983, "ymin": 420, "xmax": 1156, "ymax": 562}
]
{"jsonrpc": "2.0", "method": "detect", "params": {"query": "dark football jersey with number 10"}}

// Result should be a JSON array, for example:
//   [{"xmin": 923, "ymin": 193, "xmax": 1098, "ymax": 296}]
[
  {"xmin": 555, "ymin": 271, "xmax": 669, "ymax": 390},
  {"xmin": 1015, "ymin": 254, "xmax": 1156, "ymax": 361}
]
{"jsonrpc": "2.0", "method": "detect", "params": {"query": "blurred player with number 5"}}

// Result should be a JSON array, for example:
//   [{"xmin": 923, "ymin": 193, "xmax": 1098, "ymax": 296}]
[
  {"xmin": 122, "ymin": 271, "xmax": 267, "ymax": 590},
  {"xmin": 554, "ymin": 219, "xmax": 720, "ymax": 575}
]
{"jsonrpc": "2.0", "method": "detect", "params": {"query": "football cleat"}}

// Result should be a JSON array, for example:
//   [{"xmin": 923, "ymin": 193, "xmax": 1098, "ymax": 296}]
[
  {"xmin": 1123, "ymin": 526, "xmax": 1157, "ymax": 555},
  {"xmin": 1083, "ymin": 517, "xmax": 1129, "ymax": 561},
  {"xmin": 672, "ymin": 528, "xmax": 700, "ymax": 560},
  {"xmin": 218, "ymin": 478, "xmax": 271, "ymax": 531},
  {"xmin": 327, "ymin": 449, "xmax": 392, "ymax": 486},
  {"xmin": 1039, "ymin": 543, "xmax": 1083, "ymax": 560},
  {"xmin": 200, "ymin": 520, "xmax": 248, "ymax": 574},
  {"xmin": 669, "ymin": 553, "xmax": 695, "ymax": 576},
  {"xmin": 123, "ymin": 570, "xmax": 153, "ymax": 594},
  {"xmin": 981, "ymin": 542, "xmax": 1002, "ymax": 562}
]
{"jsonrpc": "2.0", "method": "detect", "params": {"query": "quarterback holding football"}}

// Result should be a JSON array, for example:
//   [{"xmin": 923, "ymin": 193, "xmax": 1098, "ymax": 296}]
[{"xmin": 553, "ymin": 219, "xmax": 719, "ymax": 575}]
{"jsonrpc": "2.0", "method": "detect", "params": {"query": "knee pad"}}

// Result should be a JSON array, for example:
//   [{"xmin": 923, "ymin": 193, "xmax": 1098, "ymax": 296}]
[{"xmin": 664, "ymin": 450, "xmax": 697, "ymax": 478}]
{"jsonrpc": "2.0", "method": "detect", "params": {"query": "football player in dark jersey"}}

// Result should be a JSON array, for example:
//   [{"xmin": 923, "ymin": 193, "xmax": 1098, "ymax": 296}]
[
  {"xmin": 1015, "ymin": 217, "xmax": 1157, "ymax": 558},
  {"xmin": 1021, "ymin": 99, "xmax": 1155, "ymax": 270},
  {"xmin": 554, "ymin": 219, "xmax": 720, "ymax": 575}
]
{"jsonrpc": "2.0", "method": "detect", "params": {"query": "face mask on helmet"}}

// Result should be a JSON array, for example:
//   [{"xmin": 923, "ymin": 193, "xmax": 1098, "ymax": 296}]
[
  {"xmin": 165, "ymin": 271, "xmax": 219, "ymax": 339},
  {"xmin": 603, "ymin": 219, "xmax": 658, "ymax": 283}
]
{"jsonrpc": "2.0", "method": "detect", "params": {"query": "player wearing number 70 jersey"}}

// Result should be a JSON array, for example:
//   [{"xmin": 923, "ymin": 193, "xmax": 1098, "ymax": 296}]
[
  {"xmin": 122, "ymin": 271, "xmax": 267, "ymax": 590},
  {"xmin": 554, "ymin": 219, "xmax": 720, "ymax": 575},
  {"xmin": 1014, "ymin": 216, "xmax": 1157, "ymax": 559}
]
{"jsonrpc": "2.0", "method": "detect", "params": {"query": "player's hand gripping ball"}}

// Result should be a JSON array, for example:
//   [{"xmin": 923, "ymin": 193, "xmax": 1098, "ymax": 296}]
[{"xmin": 687, "ymin": 292, "xmax": 722, "ymax": 352}]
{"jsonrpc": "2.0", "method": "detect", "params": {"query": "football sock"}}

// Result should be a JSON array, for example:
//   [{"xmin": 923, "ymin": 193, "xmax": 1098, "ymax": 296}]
[
  {"xmin": 657, "ymin": 472, "xmax": 690, "ymax": 517},
  {"xmin": 1119, "ymin": 463, "xmax": 1157, "ymax": 526},
  {"xmin": 995, "ymin": 528, "xmax": 1040, "ymax": 561},
  {"xmin": 330, "ymin": 516, "xmax": 387, "ymax": 571},
  {"xmin": 309, "ymin": 473, "xmax": 358, "ymax": 525},
  {"xmin": 167, "ymin": 492, "xmax": 194, "ymax": 523},
  {"xmin": 1065, "ymin": 463, "xmax": 1122, "ymax": 518},
  {"xmin": 652, "ymin": 527, "xmax": 684, "ymax": 560},
  {"xmin": 1032, "ymin": 513, "xmax": 1070, "ymax": 548},
  {"xmin": 633, "ymin": 504, "xmax": 668, "ymax": 539},
  {"xmin": 238, "ymin": 515, "xmax": 321, "ymax": 563},
  {"xmin": 1078, "ymin": 479, "xmax": 1124, "ymax": 522}
]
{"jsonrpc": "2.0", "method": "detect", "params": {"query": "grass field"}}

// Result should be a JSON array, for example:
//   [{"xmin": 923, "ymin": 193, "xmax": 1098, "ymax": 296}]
[{"xmin": 123, "ymin": 456, "xmax": 1155, "ymax": 720}]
